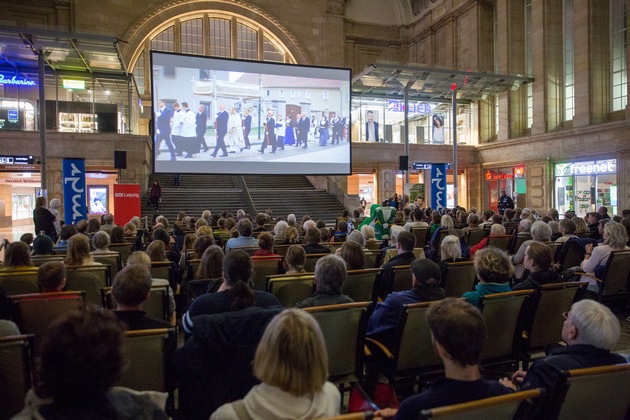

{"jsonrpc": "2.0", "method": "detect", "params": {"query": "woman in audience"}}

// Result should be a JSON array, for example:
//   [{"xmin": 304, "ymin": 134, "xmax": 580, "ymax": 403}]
[
  {"xmin": 361, "ymin": 225, "xmax": 380, "ymax": 244},
  {"xmin": 469, "ymin": 223, "xmax": 506, "ymax": 260},
  {"xmin": 1, "ymin": 241, "xmax": 33, "ymax": 270},
  {"xmin": 65, "ymin": 234, "xmax": 101, "ymax": 266},
  {"xmin": 296, "ymin": 255, "xmax": 353, "ymax": 308},
  {"xmin": 284, "ymin": 245, "xmax": 307, "ymax": 274},
  {"xmin": 285, "ymin": 226, "xmax": 300, "ymax": 244},
  {"xmin": 303, "ymin": 228, "xmax": 331, "ymax": 254},
  {"xmin": 573, "ymin": 217, "xmax": 590, "ymax": 235},
  {"xmin": 512, "ymin": 220, "xmax": 552, "ymax": 279},
  {"xmin": 32, "ymin": 234, "xmax": 54, "ymax": 256},
  {"xmin": 195, "ymin": 245, "xmax": 225, "ymax": 281},
  {"xmin": 86, "ymin": 218, "xmax": 101, "ymax": 234},
  {"xmin": 273, "ymin": 220, "xmax": 288, "ymax": 243},
  {"xmin": 513, "ymin": 242, "xmax": 561, "ymax": 290},
  {"xmin": 194, "ymin": 235, "xmax": 216, "ymax": 260},
  {"xmin": 346, "ymin": 230, "xmax": 366, "ymax": 249},
  {"xmin": 253, "ymin": 232, "xmax": 280, "ymax": 257},
  {"xmin": 182, "ymin": 251, "xmax": 280, "ymax": 333},
  {"xmin": 462, "ymin": 247, "xmax": 513, "ymax": 307},
  {"xmin": 579, "ymin": 221, "xmax": 630, "ymax": 294},
  {"xmin": 210, "ymin": 309, "xmax": 340, "ymax": 419},
  {"xmin": 55, "ymin": 225, "xmax": 77, "ymax": 251},
  {"xmin": 178, "ymin": 233, "xmax": 198, "ymax": 271},
  {"xmin": 438, "ymin": 234, "xmax": 467, "ymax": 281},
  {"xmin": 123, "ymin": 221, "xmax": 137, "ymax": 237},
  {"xmin": 91, "ymin": 231, "xmax": 112, "ymax": 254},
  {"xmin": 339, "ymin": 241, "xmax": 366, "ymax": 270},
  {"xmin": 14, "ymin": 306, "xmax": 167, "ymax": 419},
  {"xmin": 109, "ymin": 226, "xmax": 126, "ymax": 244},
  {"xmin": 428, "ymin": 211, "xmax": 442, "ymax": 237},
  {"xmin": 555, "ymin": 219, "xmax": 577, "ymax": 244},
  {"xmin": 146, "ymin": 240, "xmax": 169, "ymax": 263}
]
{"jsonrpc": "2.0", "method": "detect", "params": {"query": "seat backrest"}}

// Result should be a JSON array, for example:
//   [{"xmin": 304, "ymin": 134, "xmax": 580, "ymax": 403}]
[
  {"xmin": 413, "ymin": 248, "xmax": 426, "ymax": 260},
  {"xmin": 479, "ymin": 290, "xmax": 534, "ymax": 363},
  {"xmin": 92, "ymin": 252, "xmax": 122, "ymax": 279},
  {"xmin": 442, "ymin": 262, "xmax": 476, "ymax": 298},
  {"xmin": 419, "ymin": 388, "xmax": 542, "ymax": 420},
  {"xmin": 465, "ymin": 229, "xmax": 486, "ymax": 247},
  {"xmin": 304, "ymin": 253, "xmax": 328, "ymax": 273},
  {"xmin": 101, "ymin": 286, "xmax": 170, "ymax": 321},
  {"xmin": 267, "ymin": 274, "xmax": 315, "ymax": 307},
  {"xmin": 553, "ymin": 364, "xmax": 630, "ymax": 420},
  {"xmin": 486, "ymin": 235, "xmax": 513, "ymax": 252},
  {"xmin": 381, "ymin": 248, "xmax": 398, "ymax": 266},
  {"xmin": 251, "ymin": 257, "xmax": 282, "ymax": 291},
  {"xmin": 528, "ymin": 282, "xmax": 586, "ymax": 350},
  {"xmin": 11, "ymin": 292, "xmax": 86, "ymax": 347},
  {"xmin": 0, "ymin": 269, "xmax": 40, "ymax": 296},
  {"xmin": 342, "ymin": 268, "xmax": 381, "ymax": 302},
  {"xmin": 396, "ymin": 302, "xmax": 442, "ymax": 373},
  {"xmin": 229, "ymin": 246, "xmax": 259, "ymax": 256},
  {"xmin": 120, "ymin": 328, "xmax": 176, "ymax": 405},
  {"xmin": 411, "ymin": 227, "xmax": 430, "ymax": 248},
  {"xmin": 150, "ymin": 261, "xmax": 172, "ymax": 284},
  {"xmin": 365, "ymin": 240, "xmax": 383, "ymax": 251},
  {"xmin": 390, "ymin": 265, "xmax": 412, "ymax": 294},
  {"xmin": 512, "ymin": 233, "xmax": 532, "ymax": 255},
  {"xmin": 600, "ymin": 250, "xmax": 630, "ymax": 296},
  {"xmin": 273, "ymin": 244, "xmax": 292, "ymax": 256},
  {"xmin": 435, "ymin": 230, "xmax": 449, "ymax": 257},
  {"xmin": 0, "ymin": 335, "xmax": 33, "ymax": 420},
  {"xmin": 304, "ymin": 302, "xmax": 369, "ymax": 381},
  {"xmin": 556, "ymin": 238, "xmax": 586, "ymax": 271},
  {"xmin": 65, "ymin": 265, "xmax": 110, "ymax": 305},
  {"xmin": 31, "ymin": 255, "xmax": 64, "ymax": 267},
  {"xmin": 364, "ymin": 250, "xmax": 378, "ymax": 269},
  {"xmin": 186, "ymin": 258, "xmax": 202, "ymax": 281},
  {"xmin": 108, "ymin": 243, "xmax": 134, "ymax": 265}
]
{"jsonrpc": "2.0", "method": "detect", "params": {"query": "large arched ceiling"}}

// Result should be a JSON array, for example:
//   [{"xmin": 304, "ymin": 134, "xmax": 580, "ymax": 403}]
[{"xmin": 345, "ymin": 0, "xmax": 438, "ymax": 26}]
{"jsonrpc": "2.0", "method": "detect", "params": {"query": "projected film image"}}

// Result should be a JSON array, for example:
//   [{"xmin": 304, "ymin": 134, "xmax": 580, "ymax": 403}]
[{"xmin": 151, "ymin": 52, "xmax": 351, "ymax": 175}]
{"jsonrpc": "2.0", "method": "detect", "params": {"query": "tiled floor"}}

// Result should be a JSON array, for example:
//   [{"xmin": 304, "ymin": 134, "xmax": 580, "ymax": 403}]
[{"xmin": 0, "ymin": 224, "xmax": 35, "ymax": 260}]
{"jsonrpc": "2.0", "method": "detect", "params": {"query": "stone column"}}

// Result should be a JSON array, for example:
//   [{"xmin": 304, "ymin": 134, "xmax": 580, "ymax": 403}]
[{"xmin": 377, "ymin": 164, "xmax": 398, "ymax": 205}]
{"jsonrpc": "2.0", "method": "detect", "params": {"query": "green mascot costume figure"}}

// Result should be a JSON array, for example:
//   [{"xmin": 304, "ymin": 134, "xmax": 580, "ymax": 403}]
[{"xmin": 358, "ymin": 201, "xmax": 396, "ymax": 241}]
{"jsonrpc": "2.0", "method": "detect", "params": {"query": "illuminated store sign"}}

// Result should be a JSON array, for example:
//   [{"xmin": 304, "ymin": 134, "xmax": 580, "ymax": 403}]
[
  {"xmin": 0, "ymin": 155, "xmax": 34, "ymax": 165},
  {"xmin": 63, "ymin": 79, "xmax": 86, "ymax": 89},
  {"xmin": 388, "ymin": 100, "xmax": 432, "ymax": 114},
  {"xmin": 0, "ymin": 74, "xmax": 36, "ymax": 86},
  {"xmin": 485, "ymin": 166, "xmax": 525, "ymax": 180},
  {"xmin": 554, "ymin": 159, "xmax": 617, "ymax": 176}
]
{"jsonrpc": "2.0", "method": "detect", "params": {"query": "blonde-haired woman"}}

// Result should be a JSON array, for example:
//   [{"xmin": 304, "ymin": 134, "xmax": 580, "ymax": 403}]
[
  {"xmin": 210, "ymin": 308, "xmax": 340, "ymax": 419},
  {"xmin": 65, "ymin": 234, "xmax": 102, "ymax": 266}
]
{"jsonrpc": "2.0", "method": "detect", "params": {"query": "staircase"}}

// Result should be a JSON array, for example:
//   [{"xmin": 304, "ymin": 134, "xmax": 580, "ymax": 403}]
[{"xmin": 143, "ymin": 174, "xmax": 345, "ymax": 226}]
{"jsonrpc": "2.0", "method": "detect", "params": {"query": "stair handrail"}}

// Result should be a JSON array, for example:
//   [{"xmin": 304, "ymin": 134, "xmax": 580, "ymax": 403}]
[
  {"xmin": 326, "ymin": 177, "xmax": 360, "ymax": 211},
  {"xmin": 234, "ymin": 176, "xmax": 257, "ymax": 216}
]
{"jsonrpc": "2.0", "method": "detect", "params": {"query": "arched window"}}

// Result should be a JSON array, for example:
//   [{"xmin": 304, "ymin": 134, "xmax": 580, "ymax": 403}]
[{"xmin": 131, "ymin": 12, "xmax": 291, "ymax": 95}]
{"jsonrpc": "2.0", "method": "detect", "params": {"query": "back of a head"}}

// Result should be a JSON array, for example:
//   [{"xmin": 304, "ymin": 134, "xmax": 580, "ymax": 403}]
[
  {"xmin": 153, "ymin": 227, "xmax": 170, "ymax": 247},
  {"xmin": 146, "ymin": 240, "xmax": 166, "ymax": 262},
  {"xmin": 194, "ymin": 235, "xmax": 215, "ymax": 258},
  {"xmin": 559, "ymin": 219, "xmax": 576, "ymax": 234},
  {"xmin": 474, "ymin": 246, "xmax": 514, "ymax": 284},
  {"xmin": 103, "ymin": 213, "xmax": 114, "ymax": 224},
  {"xmin": 39, "ymin": 306, "xmax": 125, "ymax": 404},
  {"xmin": 257, "ymin": 232, "xmax": 274, "ymax": 250},
  {"xmin": 441, "ymin": 215, "xmax": 454, "ymax": 229},
  {"xmin": 285, "ymin": 245, "xmax": 306, "ymax": 271},
  {"xmin": 569, "ymin": 299, "xmax": 620, "ymax": 350},
  {"xmin": 427, "ymin": 298, "xmax": 487, "ymax": 367},
  {"xmin": 4, "ymin": 241, "xmax": 32, "ymax": 268},
  {"xmin": 411, "ymin": 258, "xmax": 441, "ymax": 286},
  {"xmin": 413, "ymin": 207, "xmax": 423, "ymax": 222},
  {"xmin": 60, "ymin": 225, "xmax": 78, "ymax": 241},
  {"xmin": 360, "ymin": 225, "xmax": 375, "ymax": 240},
  {"xmin": 303, "ymin": 219, "xmax": 317, "ymax": 232},
  {"xmin": 340, "ymin": 241, "xmax": 366, "ymax": 270},
  {"xmin": 33, "ymin": 234, "xmax": 54, "ymax": 255},
  {"xmin": 441, "ymin": 234, "xmax": 462, "ymax": 260},
  {"xmin": 110, "ymin": 226, "xmax": 125, "ymax": 243},
  {"xmin": 467, "ymin": 213, "xmax": 479, "ymax": 226},
  {"xmin": 397, "ymin": 231, "xmax": 416, "ymax": 252},
  {"xmin": 525, "ymin": 242, "xmax": 553, "ymax": 271},
  {"xmin": 112, "ymin": 264, "xmax": 152, "ymax": 307},
  {"xmin": 490, "ymin": 223, "xmax": 506, "ymax": 236},
  {"xmin": 604, "ymin": 221, "xmax": 628, "ymax": 248},
  {"xmin": 255, "ymin": 213, "xmax": 267, "ymax": 227},
  {"xmin": 520, "ymin": 219, "xmax": 533, "ymax": 232},
  {"xmin": 197, "ymin": 245, "xmax": 225, "ymax": 279},
  {"xmin": 305, "ymin": 227, "xmax": 321, "ymax": 244},
  {"xmin": 126, "ymin": 251, "xmax": 152, "ymax": 269},
  {"xmin": 92, "ymin": 231, "xmax": 110, "ymax": 250},
  {"xmin": 531, "ymin": 220, "xmax": 552, "ymax": 241},
  {"xmin": 390, "ymin": 225, "xmax": 404, "ymax": 242},
  {"xmin": 65, "ymin": 234, "xmax": 91, "ymax": 265},
  {"xmin": 314, "ymin": 254, "xmax": 347, "ymax": 294},
  {"xmin": 254, "ymin": 308, "xmax": 328, "ymax": 397},
  {"xmin": 347, "ymin": 230, "xmax": 366, "ymax": 248},
  {"xmin": 38, "ymin": 261, "xmax": 66, "ymax": 292},
  {"xmin": 224, "ymin": 250, "xmax": 254, "ymax": 310}
]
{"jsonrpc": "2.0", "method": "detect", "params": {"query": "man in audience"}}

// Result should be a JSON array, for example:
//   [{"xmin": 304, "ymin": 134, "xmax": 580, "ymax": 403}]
[
  {"xmin": 225, "ymin": 218, "xmax": 258, "ymax": 253},
  {"xmin": 100, "ymin": 213, "xmax": 117, "ymax": 234},
  {"xmin": 38, "ymin": 261, "xmax": 66, "ymax": 293},
  {"xmin": 303, "ymin": 228, "xmax": 331, "ymax": 254},
  {"xmin": 587, "ymin": 211, "xmax": 603, "ymax": 240},
  {"xmin": 374, "ymin": 298, "xmax": 510, "ymax": 419},
  {"xmin": 403, "ymin": 207, "xmax": 429, "ymax": 232},
  {"xmin": 111, "ymin": 264, "xmax": 172, "ymax": 330},
  {"xmin": 377, "ymin": 231, "xmax": 416, "ymax": 296},
  {"xmin": 367, "ymin": 258, "xmax": 444, "ymax": 350},
  {"xmin": 252, "ymin": 213, "xmax": 268, "ymax": 233},
  {"xmin": 76, "ymin": 219, "xmax": 89, "ymax": 236},
  {"xmin": 295, "ymin": 255, "xmax": 353, "ymax": 308},
  {"xmin": 500, "ymin": 299, "xmax": 624, "ymax": 414}
]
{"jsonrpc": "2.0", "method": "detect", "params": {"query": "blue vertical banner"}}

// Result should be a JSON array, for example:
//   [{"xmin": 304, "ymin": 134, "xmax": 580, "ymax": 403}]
[
  {"xmin": 62, "ymin": 158, "xmax": 87, "ymax": 225},
  {"xmin": 430, "ymin": 163, "xmax": 447, "ymax": 211}
]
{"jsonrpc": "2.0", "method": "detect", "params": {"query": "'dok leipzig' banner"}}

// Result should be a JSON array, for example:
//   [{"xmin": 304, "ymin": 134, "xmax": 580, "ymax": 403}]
[
  {"xmin": 62, "ymin": 158, "xmax": 87, "ymax": 225},
  {"xmin": 430, "ymin": 163, "xmax": 447, "ymax": 211},
  {"xmin": 113, "ymin": 184, "xmax": 141, "ymax": 226}
]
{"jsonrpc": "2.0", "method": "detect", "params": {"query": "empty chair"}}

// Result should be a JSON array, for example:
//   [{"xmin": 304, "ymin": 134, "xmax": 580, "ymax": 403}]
[
  {"xmin": 577, "ymin": 250, "xmax": 630, "ymax": 303},
  {"xmin": 418, "ymin": 388, "xmax": 542, "ymax": 419},
  {"xmin": 64, "ymin": 265, "xmax": 111, "ymax": 305},
  {"xmin": 0, "ymin": 269, "xmax": 40, "ymax": 295},
  {"xmin": 186, "ymin": 258, "xmax": 203, "ymax": 281},
  {"xmin": 342, "ymin": 268, "xmax": 381, "ymax": 302},
  {"xmin": 511, "ymin": 232, "xmax": 532, "ymax": 255},
  {"xmin": 550, "ymin": 364, "xmax": 630, "ymax": 420},
  {"xmin": 554, "ymin": 238, "xmax": 586, "ymax": 272},
  {"xmin": 0, "ymin": 335, "xmax": 33, "ymax": 420},
  {"xmin": 267, "ymin": 274, "xmax": 314, "ymax": 307},
  {"xmin": 250, "ymin": 256, "xmax": 282, "ymax": 291},
  {"xmin": 365, "ymin": 240, "xmax": 384, "ymax": 251},
  {"xmin": 441, "ymin": 262, "xmax": 476, "ymax": 298},
  {"xmin": 150, "ymin": 261, "xmax": 173, "ymax": 284},
  {"xmin": 388, "ymin": 265, "xmax": 412, "ymax": 295},
  {"xmin": 92, "ymin": 252, "xmax": 123, "ymax": 279}
]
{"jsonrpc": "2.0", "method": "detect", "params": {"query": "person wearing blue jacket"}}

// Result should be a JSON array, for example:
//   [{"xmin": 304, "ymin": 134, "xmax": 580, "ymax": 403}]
[{"xmin": 462, "ymin": 246, "xmax": 512, "ymax": 307}]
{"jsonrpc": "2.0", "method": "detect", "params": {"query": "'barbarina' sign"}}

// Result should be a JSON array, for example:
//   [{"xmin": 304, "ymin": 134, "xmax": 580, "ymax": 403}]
[{"xmin": 0, "ymin": 74, "xmax": 37, "ymax": 86}]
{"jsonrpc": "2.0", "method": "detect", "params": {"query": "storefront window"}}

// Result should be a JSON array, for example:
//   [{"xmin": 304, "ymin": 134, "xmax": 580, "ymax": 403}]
[
  {"xmin": 12, "ymin": 193, "xmax": 35, "ymax": 221},
  {"xmin": 485, "ymin": 166, "xmax": 525, "ymax": 213},
  {"xmin": 554, "ymin": 159, "xmax": 617, "ymax": 217}
]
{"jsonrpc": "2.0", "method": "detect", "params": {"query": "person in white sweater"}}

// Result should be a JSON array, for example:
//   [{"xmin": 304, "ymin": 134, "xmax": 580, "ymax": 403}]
[{"xmin": 210, "ymin": 308, "xmax": 340, "ymax": 420}]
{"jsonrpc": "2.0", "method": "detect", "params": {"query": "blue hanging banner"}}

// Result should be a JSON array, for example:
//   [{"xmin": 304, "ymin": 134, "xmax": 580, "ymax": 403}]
[
  {"xmin": 430, "ymin": 163, "xmax": 447, "ymax": 211},
  {"xmin": 62, "ymin": 158, "xmax": 87, "ymax": 225}
]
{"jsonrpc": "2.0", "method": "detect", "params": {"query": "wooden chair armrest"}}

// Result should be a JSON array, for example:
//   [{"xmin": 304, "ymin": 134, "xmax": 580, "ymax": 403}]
[
  {"xmin": 365, "ymin": 337, "xmax": 394, "ymax": 359},
  {"xmin": 573, "ymin": 272, "xmax": 602, "ymax": 283}
]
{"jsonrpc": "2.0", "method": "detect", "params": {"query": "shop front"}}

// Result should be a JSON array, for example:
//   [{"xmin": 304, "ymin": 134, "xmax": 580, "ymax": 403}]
[
  {"xmin": 554, "ymin": 159, "xmax": 617, "ymax": 218},
  {"xmin": 485, "ymin": 166, "xmax": 526, "ymax": 213}
]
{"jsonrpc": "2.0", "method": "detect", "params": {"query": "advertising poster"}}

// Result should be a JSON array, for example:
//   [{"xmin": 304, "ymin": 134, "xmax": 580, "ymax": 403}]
[
  {"xmin": 62, "ymin": 158, "xmax": 87, "ymax": 225},
  {"xmin": 113, "ymin": 184, "xmax": 141, "ymax": 226},
  {"xmin": 430, "ymin": 164, "xmax": 447, "ymax": 211}
]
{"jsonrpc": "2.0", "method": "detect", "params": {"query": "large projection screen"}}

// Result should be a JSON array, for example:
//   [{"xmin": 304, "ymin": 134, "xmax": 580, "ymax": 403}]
[{"xmin": 151, "ymin": 51, "xmax": 351, "ymax": 175}]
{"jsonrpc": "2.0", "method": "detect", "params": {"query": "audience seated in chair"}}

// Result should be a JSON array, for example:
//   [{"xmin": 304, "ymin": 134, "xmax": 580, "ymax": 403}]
[
  {"xmin": 225, "ymin": 219, "xmax": 258, "ymax": 253},
  {"xmin": 296, "ymin": 255, "xmax": 353, "ymax": 308},
  {"xmin": 462, "ymin": 247, "xmax": 512, "ymax": 307},
  {"xmin": 182, "ymin": 250, "xmax": 281, "ymax": 333},
  {"xmin": 1, "ymin": 241, "xmax": 34, "ymax": 271},
  {"xmin": 513, "ymin": 242, "xmax": 562, "ymax": 291},
  {"xmin": 437, "ymin": 235, "xmax": 467, "ymax": 281},
  {"xmin": 111, "ymin": 264, "xmax": 172, "ymax": 331},
  {"xmin": 284, "ymin": 245, "xmax": 307, "ymax": 274},
  {"xmin": 64, "ymin": 234, "xmax": 102, "ymax": 267},
  {"xmin": 37, "ymin": 261, "xmax": 66, "ymax": 293},
  {"xmin": 303, "ymin": 228, "xmax": 331, "ymax": 255},
  {"xmin": 210, "ymin": 309, "xmax": 340, "ymax": 419},
  {"xmin": 253, "ymin": 232, "xmax": 280, "ymax": 257},
  {"xmin": 13, "ymin": 306, "xmax": 168, "ymax": 419},
  {"xmin": 499, "ymin": 299, "xmax": 625, "ymax": 417},
  {"xmin": 469, "ymin": 224, "xmax": 506, "ymax": 260},
  {"xmin": 126, "ymin": 251, "xmax": 176, "ymax": 320},
  {"xmin": 338, "ymin": 241, "xmax": 366, "ymax": 270},
  {"xmin": 55, "ymin": 225, "xmax": 77, "ymax": 251},
  {"xmin": 374, "ymin": 298, "xmax": 510, "ymax": 420},
  {"xmin": 378, "ymin": 231, "xmax": 417, "ymax": 294},
  {"xmin": 32, "ymin": 235, "xmax": 54, "ymax": 256}
]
